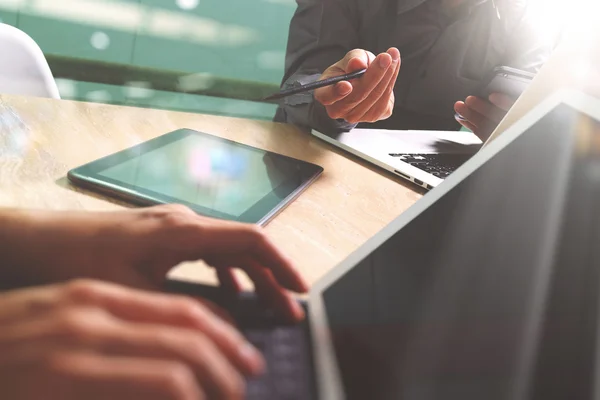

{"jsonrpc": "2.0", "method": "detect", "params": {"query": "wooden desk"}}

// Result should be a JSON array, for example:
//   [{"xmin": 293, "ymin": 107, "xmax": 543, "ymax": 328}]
[
  {"xmin": 2, "ymin": 15, "xmax": 600, "ymax": 288},
  {"xmin": 0, "ymin": 95, "xmax": 421, "ymax": 286}
]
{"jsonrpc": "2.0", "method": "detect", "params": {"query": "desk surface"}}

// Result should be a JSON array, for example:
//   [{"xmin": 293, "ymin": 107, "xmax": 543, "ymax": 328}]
[
  {"xmin": 0, "ymin": 95, "xmax": 421, "ymax": 286},
  {"xmin": 2, "ymin": 22, "xmax": 600, "ymax": 289}
]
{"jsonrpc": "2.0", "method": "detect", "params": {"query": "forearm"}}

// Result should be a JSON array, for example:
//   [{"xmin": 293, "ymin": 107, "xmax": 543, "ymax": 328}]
[
  {"xmin": 0, "ymin": 209, "xmax": 44, "ymax": 288},
  {"xmin": 276, "ymin": 0, "xmax": 359, "ymax": 133},
  {"xmin": 0, "ymin": 208, "xmax": 101, "ymax": 289}
]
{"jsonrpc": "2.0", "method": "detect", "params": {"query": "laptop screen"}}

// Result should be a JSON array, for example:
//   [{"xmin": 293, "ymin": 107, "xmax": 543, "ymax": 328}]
[{"xmin": 322, "ymin": 103, "xmax": 600, "ymax": 400}]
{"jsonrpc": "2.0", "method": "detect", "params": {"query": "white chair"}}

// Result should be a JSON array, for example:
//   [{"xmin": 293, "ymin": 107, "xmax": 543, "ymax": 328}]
[{"xmin": 0, "ymin": 23, "xmax": 60, "ymax": 99}]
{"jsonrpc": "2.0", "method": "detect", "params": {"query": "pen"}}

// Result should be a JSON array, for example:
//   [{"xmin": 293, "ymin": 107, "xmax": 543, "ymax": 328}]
[{"xmin": 262, "ymin": 69, "xmax": 367, "ymax": 102}]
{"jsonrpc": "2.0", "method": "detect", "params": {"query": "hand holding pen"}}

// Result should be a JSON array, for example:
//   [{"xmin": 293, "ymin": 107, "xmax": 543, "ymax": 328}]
[{"xmin": 265, "ymin": 48, "xmax": 401, "ymax": 125}]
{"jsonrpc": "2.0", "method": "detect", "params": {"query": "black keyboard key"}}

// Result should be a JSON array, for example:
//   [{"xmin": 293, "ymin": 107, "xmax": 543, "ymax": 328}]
[
  {"xmin": 390, "ymin": 153, "xmax": 472, "ymax": 177},
  {"xmin": 275, "ymin": 377, "xmax": 301, "ymax": 398},
  {"xmin": 246, "ymin": 379, "xmax": 271, "ymax": 399},
  {"xmin": 242, "ymin": 325, "xmax": 312, "ymax": 400},
  {"xmin": 272, "ymin": 359, "xmax": 297, "ymax": 375},
  {"xmin": 245, "ymin": 331, "xmax": 268, "ymax": 352}
]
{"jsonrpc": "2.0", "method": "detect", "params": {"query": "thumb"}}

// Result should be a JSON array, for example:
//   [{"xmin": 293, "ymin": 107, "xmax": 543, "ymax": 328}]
[
  {"xmin": 337, "ymin": 49, "xmax": 375, "ymax": 73},
  {"xmin": 489, "ymin": 92, "xmax": 516, "ymax": 112},
  {"xmin": 314, "ymin": 81, "xmax": 352, "ymax": 106},
  {"xmin": 315, "ymin": 49, "xmax": 375, "ymax": 106}
]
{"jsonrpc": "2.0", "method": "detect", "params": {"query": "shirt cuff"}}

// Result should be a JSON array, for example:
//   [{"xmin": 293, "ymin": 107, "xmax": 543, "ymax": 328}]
[
  {"xmin": 282, "ymin": 72, "xmax": 322, "ymax": 106},
  {"xmin": 279, "ymin": 71, "xmax": 357, "ymax": 134}
]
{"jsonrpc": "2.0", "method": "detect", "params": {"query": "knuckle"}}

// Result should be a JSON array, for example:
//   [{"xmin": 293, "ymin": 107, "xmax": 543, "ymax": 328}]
[
  {"xmin": 174, "ymin": 297, "xmax": 208, "ymax": 323},
  {"xmin": 326, "ymin": 107, "xmax": 342, "ymax": 120},
  {"xmin": 160, "ymin": 363, "xmax": 198, "ymax": 400},
  {"xmin": 346, "ymin": 48, "xmax": 363, "ymax": 59},
  {"xmin": 223, "ymin": 374, "xmax": 246, "ymax": 400},
  {"xmin": 148, "ymin": 204, "xmax": 194, "ymax": 223},
  {"xmin": 248, "ymin": 225, "xmax": 268, "ymax": 246},
  {"xmin": 158, "ymin": 203, "xmax": 193, "ymax": 214},
  {"xmin": 54, "ymin": 309, "xmax": 94, "ymax": 341},
  {"xmin": 185, "ymin": 334, "xmax": 213, "ymax": 359},
  {"xmin": 344, "ymin": 113, "xmax": 362, "ymax": 124},
  {"xmin": 159, "ymin": 209, "xmax": 194, "ymax": 231},
  {"xmin": 186, "ymin": 335, "xmax": 245, "ymax": 400},
  {"xmin": 63, "ymin": 279, "xmax": 103, "ymax": 303}
]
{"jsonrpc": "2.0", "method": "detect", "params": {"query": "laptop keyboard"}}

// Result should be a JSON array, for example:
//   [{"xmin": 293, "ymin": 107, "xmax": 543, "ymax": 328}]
[
  {"xmin": 389, "ymin": 153, "xmax": 472, "ymax": 178},
  {"xmin": 243, "ymin": 325, "xmax": 313, "ymax": 400},
  {"xmin": 162, "ymin": 281, "xmax": 315, "ymax": 400}
]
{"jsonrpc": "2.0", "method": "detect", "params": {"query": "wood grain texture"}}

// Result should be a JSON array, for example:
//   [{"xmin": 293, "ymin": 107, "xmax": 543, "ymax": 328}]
[
  {"xmin": 0, "ymin": 95, "xmax": 422, "ymax": 287},
  {"xmin": 4, "ymin": 25, "xmax": 596, "ymax": 289}
]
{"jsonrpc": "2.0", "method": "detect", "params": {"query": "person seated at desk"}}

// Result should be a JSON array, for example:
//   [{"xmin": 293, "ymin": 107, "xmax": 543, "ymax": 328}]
[
  {"xmin": 0, "ymin": 204, "xmax": 308, "ymax": 400},
  {"xmin": 274, "ymin": 0, "xmax": 553, "ymax": 139}
]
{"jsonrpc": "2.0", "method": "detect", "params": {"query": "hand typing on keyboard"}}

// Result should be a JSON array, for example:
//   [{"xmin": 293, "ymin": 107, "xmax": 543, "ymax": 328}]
[
  {"xmin": 244, "ymin": 326, "xmax": 313, "ymax": 400},
  {"xmin": 0, "ymin": 204, "xmax": 311, "ymax": 400}
]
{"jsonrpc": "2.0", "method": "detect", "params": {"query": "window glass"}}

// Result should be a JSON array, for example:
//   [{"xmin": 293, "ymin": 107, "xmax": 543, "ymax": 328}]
[{"xmin": 0, "ymin": 0, "xmax": 296, "ymax": 121}]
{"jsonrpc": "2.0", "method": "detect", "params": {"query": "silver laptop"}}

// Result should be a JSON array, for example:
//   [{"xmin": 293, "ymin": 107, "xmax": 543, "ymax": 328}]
[{"xmin": 311, "ymin": 126, "xmax": 485, "ymax": 190}]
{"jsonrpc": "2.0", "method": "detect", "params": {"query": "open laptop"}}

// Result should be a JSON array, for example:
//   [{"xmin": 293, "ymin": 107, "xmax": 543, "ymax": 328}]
[
  {"xmin": 169, "ymin": 89, "xmax": 600, "ymax": 399},
  {"xmin": 311, "ymin": 127, "xmax": 483, "ymax": 190},
  {"xmin": 310, "ymin": 69, "xmax": 538, "ymax": 190}
]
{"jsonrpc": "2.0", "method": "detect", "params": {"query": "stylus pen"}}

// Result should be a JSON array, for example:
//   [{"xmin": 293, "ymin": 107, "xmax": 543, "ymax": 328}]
[{"xmin": 262, "ymin": 69, "xmax": 367, "ymax": 102}]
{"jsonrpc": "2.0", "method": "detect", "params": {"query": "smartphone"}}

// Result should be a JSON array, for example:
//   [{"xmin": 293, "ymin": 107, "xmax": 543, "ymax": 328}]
[
  {"xmin": 482, "ymin": 66, "xmax": 536, "ymax": 99},
  {"xmin": 456, "ymin": 66, "xmax": 536, "ymax": 123}
]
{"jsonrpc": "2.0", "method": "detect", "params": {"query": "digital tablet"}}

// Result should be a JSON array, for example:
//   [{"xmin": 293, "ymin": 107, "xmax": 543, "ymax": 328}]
[{"xmin": 68, "ymin": 129, "xmax": 323, "ymax": 225}]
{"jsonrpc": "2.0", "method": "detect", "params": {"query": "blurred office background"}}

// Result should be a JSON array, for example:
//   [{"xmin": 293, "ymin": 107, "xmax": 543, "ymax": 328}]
[
  {"xmin": 0, "ymin": 0, "xmax": 295, "ymax": 120},
  {"xmin": 0, "ymin": 0, "xmax": 573, "ymax": 121}
]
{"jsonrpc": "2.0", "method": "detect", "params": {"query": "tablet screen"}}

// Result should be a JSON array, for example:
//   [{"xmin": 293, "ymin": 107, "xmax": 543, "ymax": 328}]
[
  {"xmin": 99, "ymin": 133, "xmax": 288, "ymax": 217},
  {"xmin": 69, "ymin": 129, "xmax": 323, "ymax": 224}
]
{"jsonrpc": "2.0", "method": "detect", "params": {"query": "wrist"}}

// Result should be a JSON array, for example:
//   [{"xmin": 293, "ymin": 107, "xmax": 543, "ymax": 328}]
[
  {"xmin": 0, "ymin": 209, "xmax": 52, "ymax": 288},
  {"xmin": 0, "ymin": 209, "xmax": 103, "ymax": 289}
]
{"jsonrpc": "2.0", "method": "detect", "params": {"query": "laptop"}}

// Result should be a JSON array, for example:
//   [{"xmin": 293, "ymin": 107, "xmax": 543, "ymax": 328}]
[
  {"xmin": 168, "ymin": 89, "xmax": 600, "ymax": 399},
  {"xmin": 311, "ymin": 127, "xmax": 482, "ymax": 190}
]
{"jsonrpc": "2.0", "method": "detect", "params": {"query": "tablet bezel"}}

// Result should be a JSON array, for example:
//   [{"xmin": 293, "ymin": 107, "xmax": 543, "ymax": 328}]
[{"xmin": 68, "ymin": 129, "xmax": 323, "ymax": 225}]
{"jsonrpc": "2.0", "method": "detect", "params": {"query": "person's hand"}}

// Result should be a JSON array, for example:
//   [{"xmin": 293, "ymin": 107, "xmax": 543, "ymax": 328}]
[
  {"xmin": 0, "ymin": 280, "xmax": 265, "ymax": 400},
  {"xmin": 454, "ymin": 93, "xmax": 516, "ymax": 140},
  {"xmin": 0, "ymin": 204, "xmax": 308, "ymax": 321},
  {"xmin": 314, "ymin": 47, "xmax": 401, "ymax": 124}
]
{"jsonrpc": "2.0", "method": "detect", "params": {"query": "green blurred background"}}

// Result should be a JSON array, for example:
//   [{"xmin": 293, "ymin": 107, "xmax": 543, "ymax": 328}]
[{"xmin": 0, "ymin": 0, "xmax": 296, "ymax": 120}]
